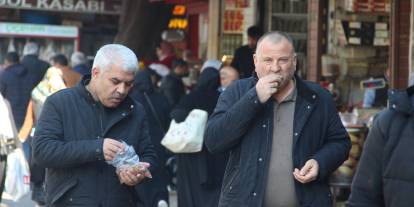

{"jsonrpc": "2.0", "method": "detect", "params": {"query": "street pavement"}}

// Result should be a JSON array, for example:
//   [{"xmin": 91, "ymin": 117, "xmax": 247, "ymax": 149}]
[{"xmin": 1, "ymin": 190, "xmax": 177, "ymax": 207}]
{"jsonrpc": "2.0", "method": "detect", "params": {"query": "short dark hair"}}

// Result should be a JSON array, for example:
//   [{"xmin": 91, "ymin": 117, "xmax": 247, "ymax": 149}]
[
  {"xmin": 247, "ymin": 26, "xmax": 264, "ymax": 39},
  {"xmin": 52, "ymin": 54, "xmax": 68, "ymax": 66},
  {"xmin": 5, "ymin": 52, "xmax": 19, "ymax": 64},
  {"xmin": 172, "ymin": 58, "xmax": 188, "ymax": 69}
]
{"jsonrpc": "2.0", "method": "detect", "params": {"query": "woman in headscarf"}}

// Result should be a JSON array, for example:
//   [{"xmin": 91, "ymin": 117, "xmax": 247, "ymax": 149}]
[{"xmin": 171, "ymin": 60, "xmax": 228, "ymax": 207}]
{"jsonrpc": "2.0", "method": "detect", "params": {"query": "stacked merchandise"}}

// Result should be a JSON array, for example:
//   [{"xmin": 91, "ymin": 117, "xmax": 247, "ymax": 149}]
[
  {"xmin": 340, "ymin": 21, "xmax": 376, "ymax": 46},
  {"xmin": 344, "ymin": 0, "xmax": 390, "ymax": 13},
  {"xmin": 373, "ymin": 22, "xmax": 389, "ymax": 46}
]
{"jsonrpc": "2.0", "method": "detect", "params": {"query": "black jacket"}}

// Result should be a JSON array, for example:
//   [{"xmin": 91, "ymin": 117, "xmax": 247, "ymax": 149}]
[
  {"xmin": 32, "ymin": 78, "xmax": 157, "ymax": 207},
  {"xmin": 21, "ymin": 54, "xmax": 50, "ymax": 87},
  {"xmin": 231, "ymin": 45, "xmax": 255, "ymax": 78},
  {"xmin": 130, "ymin": 70, "xmax": 171, "ymax": 207},
  {"xmin": 205, "ymin": 75, "xmax": 351, "ymax": 207},
  {"xmin": 347, "ymin": 86, "xmax": 414, "ymax": 207},
  {"xmin": 159, "ymin": 73, "xmax": 185, "ymax": 107},
  {"xmin": 0, "ymin": 63, "xmax": 35, "ymax": 129},
  {"xmin": 171, "ymin": 67, "xmax": 228, "ymax": 207}
]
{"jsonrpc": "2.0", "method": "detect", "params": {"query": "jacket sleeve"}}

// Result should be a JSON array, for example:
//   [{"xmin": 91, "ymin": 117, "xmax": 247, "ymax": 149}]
[
  {"xmin": 32, "ymin": 96, "xmax": 104, "ymax": 168},
  {"xmin": 311, "ymin": 93, "xmax": 351, "ymax": 181},
  {"xmin": 205, "ymin": 83, "xmax": 264, "ymax": 153},
  {"xmin": 347, "ymin": 114, "xmax": 385, "ymax": 207}
]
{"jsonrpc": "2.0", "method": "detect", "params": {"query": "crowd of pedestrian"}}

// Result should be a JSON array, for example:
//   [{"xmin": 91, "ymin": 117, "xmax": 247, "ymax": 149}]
[{"xmin": 0, "ymin": 27, "xmax": 413, "ymax": 207}]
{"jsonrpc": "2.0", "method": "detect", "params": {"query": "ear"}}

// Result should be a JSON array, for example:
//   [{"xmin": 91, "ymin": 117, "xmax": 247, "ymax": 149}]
[
  {"xmin": 253, "ymin": 53, "xmax": 258, "ymax": 67},
  {"xmin": 292, "ymin": 54, "xmax": 298, "ymax": 70},
  {"xmin": 91, "ymin": 67, "xmax": 100, "ymax": 78}
]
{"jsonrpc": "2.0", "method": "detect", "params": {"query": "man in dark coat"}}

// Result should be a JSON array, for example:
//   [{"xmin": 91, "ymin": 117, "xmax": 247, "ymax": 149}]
[
  {"xmin": 0, "ymin": 52, "xmax": 34, "ymax": 130},
  {"xmin": 159, "ymin": 59, "xmax": 188, "ymax": 107},
  {"xmin": 231, "ymin": 25, "xmax": 263, "ymax": 78},
  {"xmin": 171, "ymin": 64, "xmax": 228, "ymax": 207},
  {"xmin": 32, "ymin": 44, "xmax": 157, "ymax": 207},
  {"xmin": 205, "ymin": 32, "xmax": 351, "ymax": 207},
  {"xmin": 130, "ymin": 69, "xmax": 171, "ymax": 207},
  {"xmin": 71, "ymin": 51, "xmax": 91, "ymax": 76},
  {"xmin": 21, "ymin": 42, "xmax": 50, "ymax": 87},
  {"xmin": 347, "ymin": 86, "xmax": 414, "ymax": 207}
]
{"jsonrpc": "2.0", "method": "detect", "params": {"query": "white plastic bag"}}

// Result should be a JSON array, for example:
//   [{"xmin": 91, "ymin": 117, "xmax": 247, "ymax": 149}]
[
  {"xmin": 161, "ymin": 109, "xmax": 208, "ymax": 153},
  {"xmin": 4, "ymin": 148, "xmax": 30, "ymax": 201}
]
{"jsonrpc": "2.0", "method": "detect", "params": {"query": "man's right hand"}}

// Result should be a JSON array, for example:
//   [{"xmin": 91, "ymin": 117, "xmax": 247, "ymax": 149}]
[
  {"xmin": 103, "ymin": 138, "xmax": 125, "ymax": 161},
  {"xmin": 255, "ymin": 74, "xmax": 283, "ymax": 103}
]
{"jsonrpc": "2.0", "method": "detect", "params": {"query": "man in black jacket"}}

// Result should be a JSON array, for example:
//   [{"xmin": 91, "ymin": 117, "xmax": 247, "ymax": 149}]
[
  {"xmin": 347, "ymin": 85, "xmax": 414, "ymax": 207},
  {"xmin": 205, "ymin": 31, "xmax": 350, "ymax": 207},
  {"xmin": 0, "ymin": 52, "xmax": 33, "ymax": 130},
  {"xmin": 32, "ymin": 44, "xmax": 157, "ymax": 207},
  {"xmin": 21, "ymin": 42, "xmax": 50, "ymax": 87},
  {"xmin": 231, "ymin": 26, "xmax": 263, "ymax": 78},
  {"xmin": 159, "ymin": 59, "xmax": 188, "ymax": 107}
]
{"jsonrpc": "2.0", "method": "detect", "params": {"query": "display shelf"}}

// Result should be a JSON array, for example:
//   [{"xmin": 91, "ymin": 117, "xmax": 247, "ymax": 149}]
[{"xmin": 272, "ymin": 13, "xmax": 308, "ymax": 19}]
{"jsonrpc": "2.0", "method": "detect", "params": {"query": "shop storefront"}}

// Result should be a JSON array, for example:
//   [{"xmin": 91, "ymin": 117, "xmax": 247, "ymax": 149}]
[{"xmin": 0, "ymin": 0, "xmax": 121, "ymax": 62}]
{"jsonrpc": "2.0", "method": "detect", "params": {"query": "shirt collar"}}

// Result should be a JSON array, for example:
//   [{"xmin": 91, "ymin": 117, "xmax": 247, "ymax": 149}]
[{"xmin": 281, "ymin": 77, "xmax": 297, "ymax": 103}]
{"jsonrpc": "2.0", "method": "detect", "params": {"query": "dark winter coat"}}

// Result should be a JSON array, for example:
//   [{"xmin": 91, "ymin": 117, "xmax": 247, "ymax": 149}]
[
  {"xmin": 32, "ymin": 78, "xmax": 157, "ymax": 207},
  {"xmin": 205, "ymin": 75, "xmax": 351, "ymax": 207},
  {"xmin": 231, "ymin": 45, "xmax": 255, "ymax": 78},
  {"xmin": 347, "ymin": 86, "xmax": 414, "ymax": 207},
  {"xmin": 73, "ymin": 64, "xmax": 91, "ymax": 76},
  {"xmin": 21, "ymin": 54, "xmax": 50, "ymax": 87},
  {"xmin": 171, "ymin": 67, "xmax": 229, "ymax": 207},
  {"xmin": 130, "ymin": 70, "xmax": 171, "ymax": 207},
  {"xmin": 159, "ymin": 73, "xmax": 186, "ymax": 107},
  {"xmin": 0, "ymin": 63, "xmax": 35, "ymax": 129}
]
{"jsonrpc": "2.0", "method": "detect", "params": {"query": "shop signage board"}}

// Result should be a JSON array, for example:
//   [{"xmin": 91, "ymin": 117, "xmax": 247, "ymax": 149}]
[
  {"xmin": 0, "ymin": 22, "xmax": 78, "ymax": 38},
  {"xmin": 0, "ymin": 0, "xmax": 121, "ymax": 14},
  {"xmin": 168, "ymin": 4, "xmax": 188, "ymax": 30}
]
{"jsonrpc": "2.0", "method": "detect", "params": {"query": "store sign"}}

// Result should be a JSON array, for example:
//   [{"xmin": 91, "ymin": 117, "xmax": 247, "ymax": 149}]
[
  {"xmin": 0, "ymin": 22, "xmax": 78, "ymax": 38},
  {"xmin": 168, "ymin": 4, "xmax": 188, "ymax": 30},
  {"xmin": 0, "ymin": 0, "xmax": 121, "ymax": 14}
]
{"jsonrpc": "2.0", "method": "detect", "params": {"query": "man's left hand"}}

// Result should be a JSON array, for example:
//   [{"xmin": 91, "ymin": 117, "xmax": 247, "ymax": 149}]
[
  {"xmin": 293, "ymin": 159, "xmax": 319, "ymax": 184},
  {"xmin": 117, "ymin": 166, "xmax": 146, "ymax": 186}
]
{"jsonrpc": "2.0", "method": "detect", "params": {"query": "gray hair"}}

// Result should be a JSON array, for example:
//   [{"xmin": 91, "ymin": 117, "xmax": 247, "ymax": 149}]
[
  {"xmin": 23, "ymin": 42, "xmax": 39, "ymax": 56},
  {"xmin": 255, "ymin": 31, "xmax": 295, "ymax": 54},
  {"xmin": 71, "ymin": 51, "xmax": 87, "ymax": 67},
  {"xmin": 92, "ymin": 44, "xmax": 138, "ymax": 74}
]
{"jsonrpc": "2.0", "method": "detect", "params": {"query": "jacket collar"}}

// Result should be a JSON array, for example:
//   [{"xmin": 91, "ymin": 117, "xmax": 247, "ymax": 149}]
[{"xmin": 388, "ymin": 86, "xmax": 414, "ymax": 115}]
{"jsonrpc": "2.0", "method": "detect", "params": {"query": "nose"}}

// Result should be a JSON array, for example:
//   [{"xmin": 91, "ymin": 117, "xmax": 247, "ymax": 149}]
[
  {"xmin": 270, "ymin": 63, "xmax": 281, "ymax": 73},
  {"xmin": 116, "ymin": 83, "xmax": 128, "ymax": 96}
]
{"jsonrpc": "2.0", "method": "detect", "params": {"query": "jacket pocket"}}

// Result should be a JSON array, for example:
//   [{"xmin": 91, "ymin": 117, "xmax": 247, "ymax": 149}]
[{"xmin": 50, "ymin": 178, "xmax": 78, "ymax": 204}]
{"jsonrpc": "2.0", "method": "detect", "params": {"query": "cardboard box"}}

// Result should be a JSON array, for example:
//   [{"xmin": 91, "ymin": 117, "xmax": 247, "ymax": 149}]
[
  {"xmin": 349, "ymin": 37, "xmax": 362, "ymax": 45},
  {"xmin": 373, "ymin": 37, "xmax": 389, "ymax": 46},
  {"xmin": 375, "ymin": 30, "xmax": 389, "ymax": 38},
  {"xmin": 375, "ymin": 22, "xmax": 388, "ymax": 30}
]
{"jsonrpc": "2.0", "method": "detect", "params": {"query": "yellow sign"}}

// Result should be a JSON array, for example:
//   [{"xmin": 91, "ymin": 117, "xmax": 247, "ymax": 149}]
[{"xmin": 168, "ymin": 18, "xmax": 188, "ymax": 29}]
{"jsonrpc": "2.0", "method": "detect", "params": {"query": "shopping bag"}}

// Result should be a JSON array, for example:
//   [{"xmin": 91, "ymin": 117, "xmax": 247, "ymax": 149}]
[
  {"xmin": 161, "ymin": 109, "xmax": 208, "ymax": 153},
  {"xmin": 4, "ymin": 148, "xmax": 30, "ymax": 201}
]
